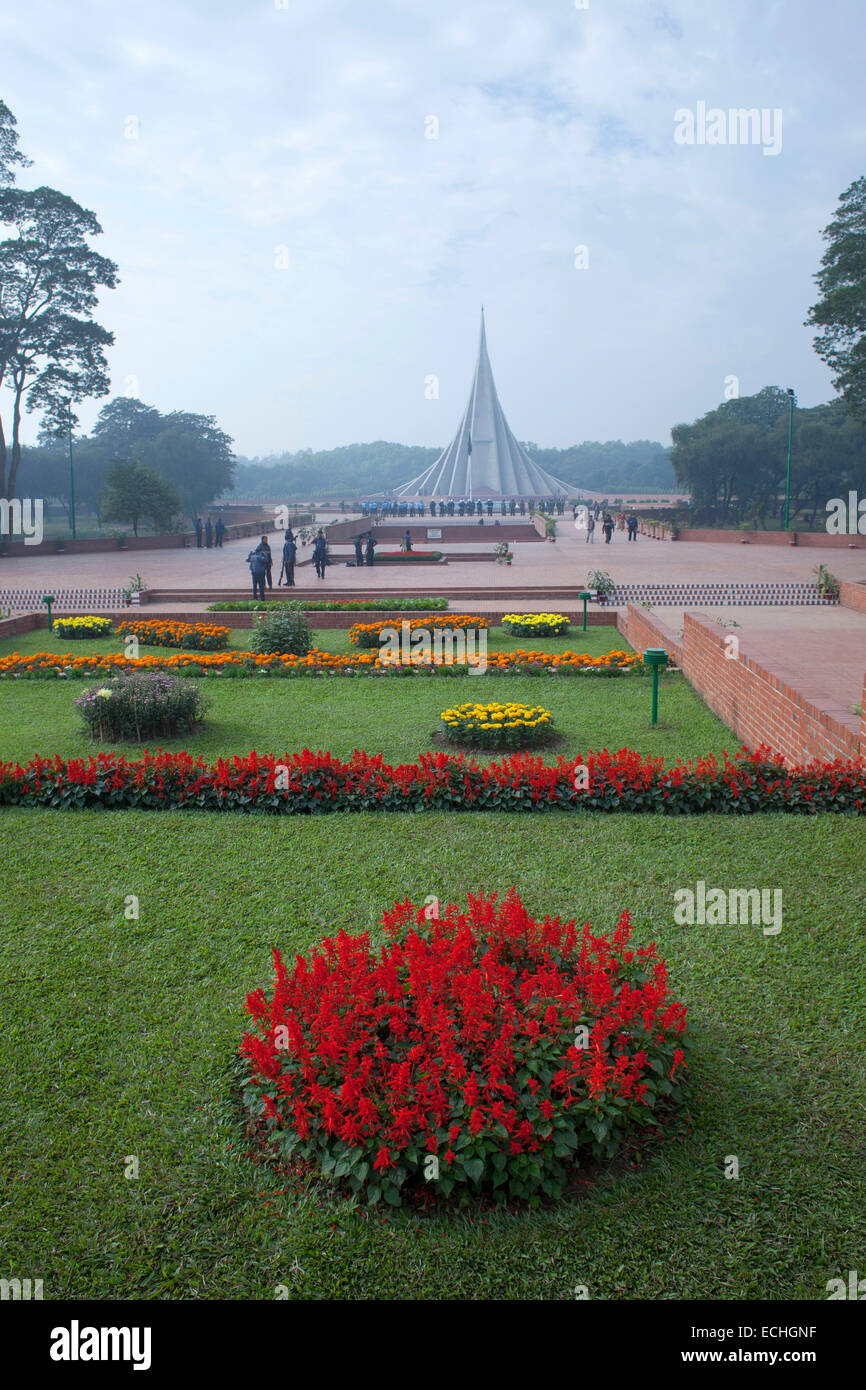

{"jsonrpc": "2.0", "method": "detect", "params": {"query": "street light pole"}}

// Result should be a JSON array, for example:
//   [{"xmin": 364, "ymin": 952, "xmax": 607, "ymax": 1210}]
[
  {"xmin": 66, "ymin": 403, "xmax": 76, "ymax": 540},
  {"xmin": 783, "ymin": 388, "xmax": 795, "ymax": 530}
]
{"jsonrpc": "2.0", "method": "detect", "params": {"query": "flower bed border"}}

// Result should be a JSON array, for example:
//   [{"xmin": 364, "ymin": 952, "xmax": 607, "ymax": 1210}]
[
  {"xmin": 1, "ymin": 746, "xmax": 862, "ymax": 814},
  {"xmin": 0, "ymin": 649, "xmax": 648, "ymax": 679}
]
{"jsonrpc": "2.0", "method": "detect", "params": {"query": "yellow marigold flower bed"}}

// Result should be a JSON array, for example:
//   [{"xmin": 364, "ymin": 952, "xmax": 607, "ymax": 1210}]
[
  {"xmin": 54, "ymin": 616, "xmax": 113, "ymax": 640},
  {"xmin": 440, "ymin": 701, "xmax": 554, "ymax": 748},
  {"xmin": 502, "ymin": 612, "xmax": 570, "ymax": 637}
]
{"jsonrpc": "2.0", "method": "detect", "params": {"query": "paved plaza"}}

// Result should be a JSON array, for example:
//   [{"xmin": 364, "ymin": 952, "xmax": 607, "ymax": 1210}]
[{"xmin": 3, "ymin": 514, "xmax": 865, "ymax": 712}]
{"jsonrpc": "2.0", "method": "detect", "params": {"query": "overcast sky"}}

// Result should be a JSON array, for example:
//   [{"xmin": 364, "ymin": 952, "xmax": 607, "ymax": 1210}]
[{"xmin": 3, "ymin": 0, "xmax": 864, "ymax": 458}]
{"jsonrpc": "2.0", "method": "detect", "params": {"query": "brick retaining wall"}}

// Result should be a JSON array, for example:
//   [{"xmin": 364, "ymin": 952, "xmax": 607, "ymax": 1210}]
[
  {"xmin": 839, "ymin": 579, "xmax": 866, "ymax": 615},
  {"xmin": 616, "ymin": 604, "xmax": 683, "ymax": 667},
  {"xmin": 679, "ymin": 612, "xmax": 861, "ymax": 763}
]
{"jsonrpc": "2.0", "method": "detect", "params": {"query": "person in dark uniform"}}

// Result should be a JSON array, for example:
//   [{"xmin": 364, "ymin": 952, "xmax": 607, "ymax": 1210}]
[
  {"xmin": 354, "ymin": 534, "xmax": 364, "ymax": 567},
  {"xmin": 194, "ymin": 516, "xmax": 203, "ymax": 548},
  {"xmin": 403, "ymin": 528, "xmax": 412, "ymax": 552},
  {"xmin": 602, "ymin": 513, "xmax": 614, "ymax": 544},
  {"xmin": 627, "ymin": 513, "xmax": 638, "ymax": 542},
  {"xmin": 365, "ymin": 534, "xmax": 377, "ymax": 567},
  {"xmin": 214, "ymin": 517, "xmax": 225, "ymax": 548},
  {"xmin": 247, "ymin": 547, "xmax": 268, "ymax": 600},
  {"xmin": 312, "ymin": 529, "xmax": 328, "ymax": 579},
  {"xmin": 256, "ymin": 535, "xmax": 273, "ymax": 587},
  {"xmin": 205, "ymin": 518, "xmax": 213, "ymax": 548},
  {"xmin": 281, "ymin": 531, "xmax": 297, "ymax": 585}
]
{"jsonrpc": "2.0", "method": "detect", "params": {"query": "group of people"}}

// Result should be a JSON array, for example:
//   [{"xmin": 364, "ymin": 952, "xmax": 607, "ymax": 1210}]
[
  {"xmin": 245, "ymin": 527, "xmax": 332, "ymax": 596},
  {"xmin": 359, "ymin": 497, "xmax": 568, "ymax": 519},
  {"xmin": 352, "ymin": 532, "xmax": 379, "ymax": 567},
  {"xmin": 194, "ymin": 516, "xmax": 225, "ymax": 548},
  {"xmin": 579, "ymin": 506, "xmax": 639, "ymax": 544}
]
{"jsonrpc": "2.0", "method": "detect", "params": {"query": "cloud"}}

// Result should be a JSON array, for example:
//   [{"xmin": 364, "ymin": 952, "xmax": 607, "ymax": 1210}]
[{"xmin": 1, "ymin": 0, "xmax": 855, "ymax": 455}]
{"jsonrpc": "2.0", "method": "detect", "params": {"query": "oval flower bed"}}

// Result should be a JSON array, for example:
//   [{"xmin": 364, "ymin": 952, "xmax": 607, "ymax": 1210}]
[
  {"xmin": 441, "ymin": 701, "xmax": 553, "ymax": 747},
  {"xmin": 74, "ymin": 670, "xmax": 209, "ymax": 742},
  {"xmin": 240, "ymin": 889, "xmax": 689, "ymax": 1207},
  {"xmin": 502, "ymin": 612, "xmax": 570, "ymax": 637},
  {"xmin": 54, "ymin": 616, "xmax": 113, "ymax": 640},
  {"xmin": 115, "ymin": 619, "xmax": 231, "ymax": 651}
]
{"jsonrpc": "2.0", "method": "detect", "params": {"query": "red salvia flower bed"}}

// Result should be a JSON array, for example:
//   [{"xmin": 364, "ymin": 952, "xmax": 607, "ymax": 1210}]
[
  {"xmin": 0, "ymin": 745, "xmax": 863, "ymax": 814},
  {"xmin": 239, "ymin": 889, "xmax": 689, "ymax": 1206}
]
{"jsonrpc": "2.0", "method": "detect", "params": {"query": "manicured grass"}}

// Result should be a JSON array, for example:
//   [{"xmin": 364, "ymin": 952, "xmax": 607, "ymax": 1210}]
[
  {"xmin": 0, "ymin": 622, "xmax": 622, "ymax": 661},
  {"xmin": 0, "ymin": 667, "xmax": 726, "ymax": 767},
  {"xmin": 1, "ymin": 811, "xmax": 863, "ymax": 1299}
]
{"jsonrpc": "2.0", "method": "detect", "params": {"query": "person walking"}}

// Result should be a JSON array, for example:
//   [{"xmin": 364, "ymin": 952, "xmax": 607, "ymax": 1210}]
[
  {"xmin": 247, "ymin": 546, "xmax": 268, "ymax": 601},
  {"xmin": 312, "ymin": 529, "xmax": 328, "ymax": 579},
  {"xmin": 280, "ymin": 531, "xmax": 297, "ymax": 585},
  {"xmin": 602, "ymin": 512, "xmax": 614, "ymax": 544},
  {"xmin": 194, "ymin": 516, "xmax": 203, "ymax": 548},
  {"xmin": 365, "ymin": 533, "xmax": 377, "ymax": 567},
  {"xmin": 585, "ymin": 511, "xmax": 596, "ymax": 543},
  {"xmin": 256, "ymin": 535, "xmax": 273, "ymax": 588},
  {"xmin": 205, "ymin": 518, "xmax": 213, "ymax": 549},
  {"xmin": 627, "ymin": 513, "xmax": 638, "ymax": 542},
  {"xmin": 353, "ymin": 534, "xmax": 364, "ymax": 568},
  {"xmin": 214, "ymin": 517, "xmax": 225, "ymax": 548}
]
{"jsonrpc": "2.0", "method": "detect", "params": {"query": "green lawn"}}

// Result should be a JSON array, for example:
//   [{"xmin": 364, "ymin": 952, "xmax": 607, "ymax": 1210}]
[
  {"xmin": 0, "ymin": 670, "xmax": 725, "ymax": 768},
  {"xmin": 1, "ymin": 811, "xmax": 863, "ymax": 1300},
  {"xmin": 0, "ymin": 622, "xmax": 623, "ymax": 661}
]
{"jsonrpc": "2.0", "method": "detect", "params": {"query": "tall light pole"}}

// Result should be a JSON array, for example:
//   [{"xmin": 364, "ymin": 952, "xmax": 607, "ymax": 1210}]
[
  {"xmin": 783, "ymin": 388, "xmax": 796, "ymax": 530},
  {"xmin": 66, "ymin": 402, "xmax": 77, "ymax": 539}
]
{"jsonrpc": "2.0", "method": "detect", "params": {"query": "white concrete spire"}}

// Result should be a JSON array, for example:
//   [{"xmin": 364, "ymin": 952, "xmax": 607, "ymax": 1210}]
[{"xmin": 398, "ymin": 310, "xmax": 569, "ymax": 497}]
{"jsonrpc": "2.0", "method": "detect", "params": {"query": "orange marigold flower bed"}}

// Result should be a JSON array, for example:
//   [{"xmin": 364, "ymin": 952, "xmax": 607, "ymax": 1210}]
[
  {"xmin": 350, "ymin": 615, "xmax": 487, "ymax": 648},
  {"xmin": 115, "ymin": 620, "xmax": 231, "ymax": 651}
]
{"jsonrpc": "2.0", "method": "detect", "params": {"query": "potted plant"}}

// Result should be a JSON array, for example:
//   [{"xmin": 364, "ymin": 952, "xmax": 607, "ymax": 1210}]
[
  {"xmin": 787, "ymin": 526, "xmax": 798, "ymax": 546},
  {"xmin": 813, "ymin": 563, "xmax": 839, "ymax": 601},
  {"xmin": 739, "ymin": 521, "xmax": 750, "ymax": 543},
  {"xmin": 493, "ymin": 540, "xmax": 513, "ymax": 566},
  {"xmin": 122, "ymin": 574, "xmax": 148, "ymax": 607},
  {"xmin": 587, "ymin": 569, "xmax": 615, "ymax": 604}
]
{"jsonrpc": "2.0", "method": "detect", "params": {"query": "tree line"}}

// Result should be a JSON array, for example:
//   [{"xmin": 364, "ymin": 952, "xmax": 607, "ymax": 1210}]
[
  {"xmin": 18, "ymin": 396, "xmax": 235, "ymax": 532},
  {"xmin": 670, "ymin": 389, "xmax": 866, "ymax": 528},
  {"xmin": 233, "ymin": 438, "xmax": 675, "ymax": 499}
]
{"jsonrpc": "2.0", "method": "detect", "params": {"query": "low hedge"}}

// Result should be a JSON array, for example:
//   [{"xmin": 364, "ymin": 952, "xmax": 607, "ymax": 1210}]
[
  {"xmin": 1, "ymin": 746, "xmax": 862, "ymax": 814},
  {"xmin": 207, "ymin": 598, "xmax": 449, "ymax": 612}
]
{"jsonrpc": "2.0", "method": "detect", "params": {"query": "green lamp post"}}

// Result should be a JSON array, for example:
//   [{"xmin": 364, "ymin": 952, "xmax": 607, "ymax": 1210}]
[
  {"xmin": 783, "ymin": 388, "xmax": 795, "ymax": 530},
  {"xmin": 577, "ymin": 590, "xmax": 594, "ymax": 632},
  {"xmin": 642, "ymin": 648, "xmax": 669, "ymax": 725},
  {"xmin": 66, "ymin": 402, "xmax": 77, "ymax": 540},
  {"xmin": 42, "ymin": 594, "xmax": 56, "ymax": 631}
]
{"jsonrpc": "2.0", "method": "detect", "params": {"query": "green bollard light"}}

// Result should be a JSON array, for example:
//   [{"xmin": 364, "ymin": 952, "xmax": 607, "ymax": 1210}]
[
  {"xmin": 578, "ymin": 590, "xmax": 594, "ymax": 633},
  {"xmin": 642, "ymin": 648, "xmax": 669, "ymax": 725},
  {"xmin": 42, "ymin": 594, "xmax": 55, "ymax": 632}
]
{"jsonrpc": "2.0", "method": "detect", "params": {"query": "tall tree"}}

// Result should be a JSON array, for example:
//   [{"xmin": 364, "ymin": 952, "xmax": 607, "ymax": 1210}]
[
  {"xmin": 0, "ymin": 185, "xmax": 119, "ymax": 500},
  {"xmin": 0, "ymin": 99, "xmax": 30, "ymax": 187},
  {"xmin": 101, "ymin": 460, "xmax": 181, "ymax": 536},
  {"xmin": 806, "ymin": 176, "xmax": 866, "ymax": 423}
]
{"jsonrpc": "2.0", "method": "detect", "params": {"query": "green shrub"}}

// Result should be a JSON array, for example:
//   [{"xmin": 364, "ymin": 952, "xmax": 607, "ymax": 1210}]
[{"xmin": 250, "ymin": 604, "xmax": 312, "ymax": 656}]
